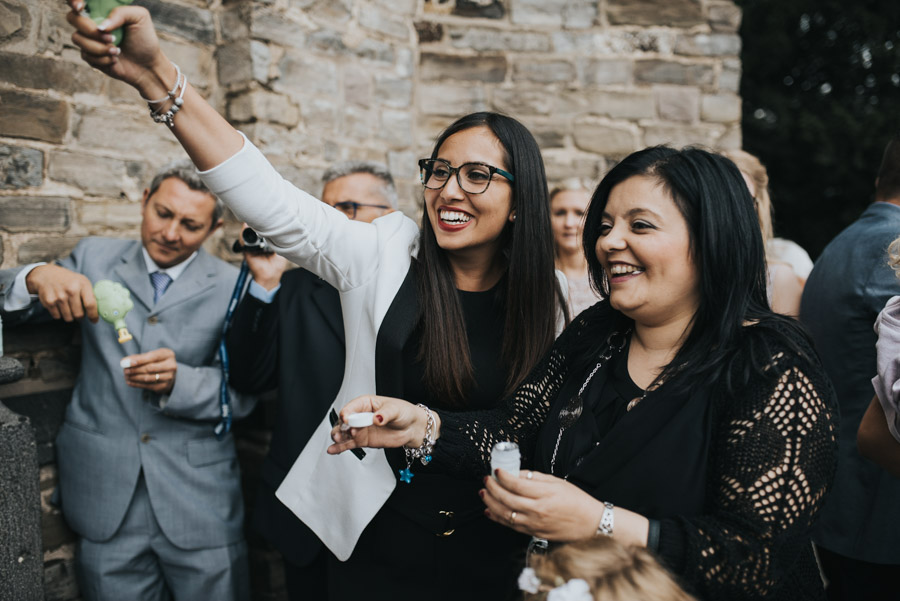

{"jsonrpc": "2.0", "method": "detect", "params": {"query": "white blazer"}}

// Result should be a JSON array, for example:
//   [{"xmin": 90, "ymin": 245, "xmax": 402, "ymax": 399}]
[{"xmin": 201, "ymin": 135, "xmax": 566, "ymax": 560}]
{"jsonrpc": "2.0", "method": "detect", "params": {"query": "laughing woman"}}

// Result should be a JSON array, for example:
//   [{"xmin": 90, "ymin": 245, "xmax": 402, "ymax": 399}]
[
  {"xmin": 63, "ymin": 5, "xmax": 567, "ymax": 600},
  {"xmin": 332, "ymin": 147, "xmax": 840, "ymax": 601}
]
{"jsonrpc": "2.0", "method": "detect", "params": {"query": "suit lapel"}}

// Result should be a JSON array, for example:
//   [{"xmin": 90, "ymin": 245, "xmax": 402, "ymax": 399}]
[
  {"xmin": 114, "ymin": 242, "xmax": 154, "ymax": 311},
  {"xmin": 374, "ymin": 266, "xmax": 419, "ymax": 398},
  {"xmin": 311, "ymin": 276, "xmax": 345, "ymax": 345}
]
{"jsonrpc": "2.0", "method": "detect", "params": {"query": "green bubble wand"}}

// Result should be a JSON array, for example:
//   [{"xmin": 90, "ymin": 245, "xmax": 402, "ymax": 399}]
[
  {"xmin": 84, "ymin": 0, "xmax": 134, "ymax": 46},
  {"xmin": 93, "ymin": 280, "xmax": 134, "ymax": 344}
]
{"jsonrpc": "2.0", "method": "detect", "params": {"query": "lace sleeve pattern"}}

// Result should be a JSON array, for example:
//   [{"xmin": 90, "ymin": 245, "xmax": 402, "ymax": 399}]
[
  {"xmin": 429, "ymin": 312, "xmax": 599, "ymax": 478},
  {"xmin": 657, "ymin": 346, "xmax": 839, "ymax": 600}
]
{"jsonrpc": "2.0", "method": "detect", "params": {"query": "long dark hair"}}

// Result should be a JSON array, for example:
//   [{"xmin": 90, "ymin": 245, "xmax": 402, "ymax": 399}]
[
  {"xmin": 581, "ymin": 146, "xmax": 809, "ymax": 396},
  {"xmin": 415, "ymin": 112, "xmax": 565, "ymax": 408}
]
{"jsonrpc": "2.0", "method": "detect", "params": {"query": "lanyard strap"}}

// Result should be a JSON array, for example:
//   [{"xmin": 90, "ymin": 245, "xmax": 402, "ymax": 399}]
[{"xmin": 214, "ymin": 260, "xmax": 250, "ymax": 439}]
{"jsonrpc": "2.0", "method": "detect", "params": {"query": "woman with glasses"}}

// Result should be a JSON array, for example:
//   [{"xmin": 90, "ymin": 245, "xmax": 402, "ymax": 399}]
[
  {"xmin": 332, "ymin": 146, "xmax": 839, "ymax": 601},
  {"xmin": 64, "ymin": 5, "xmax": 565, "ymax": 599}
]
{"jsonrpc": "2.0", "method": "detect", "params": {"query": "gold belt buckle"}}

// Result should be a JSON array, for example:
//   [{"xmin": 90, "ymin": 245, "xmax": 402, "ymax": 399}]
[{"xmin": 437, "ymin": 510, "xmax": 455, "ymax": 537}]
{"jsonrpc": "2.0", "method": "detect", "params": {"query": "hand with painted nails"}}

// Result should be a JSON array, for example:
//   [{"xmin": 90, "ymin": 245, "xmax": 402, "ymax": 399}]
[
  {"xmin": 64, "ymin": 0, "xmax": 167, "ymax": 93},
  {"xmin": 327, "ymin": 395, "xmax": 442, "ymax": 455}
]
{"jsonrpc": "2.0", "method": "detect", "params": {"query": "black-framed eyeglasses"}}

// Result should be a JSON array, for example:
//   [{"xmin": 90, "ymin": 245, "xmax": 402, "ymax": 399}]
[
  {"xmin": 418, "ymin": 158, "xmax": 515, "ymax": 195},
  {"xmin": 333, "ymin": 201, "xmax": 391, "ymax": 219}
]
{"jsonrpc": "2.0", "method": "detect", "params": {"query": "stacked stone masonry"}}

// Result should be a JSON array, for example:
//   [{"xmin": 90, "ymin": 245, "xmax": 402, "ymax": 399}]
[{"xmin": 0, "ymin": 0, "xmax": 742, "ymax": 599}]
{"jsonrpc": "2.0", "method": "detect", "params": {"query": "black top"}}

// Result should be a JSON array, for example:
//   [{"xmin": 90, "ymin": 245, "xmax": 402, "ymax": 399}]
[
  {"xmin": 434, "ymin": 301, "xmax": 839, "ymax": 601},
  {"xmin": 330, "ymin": 281, "xmax": 527, "ymax": 601}
]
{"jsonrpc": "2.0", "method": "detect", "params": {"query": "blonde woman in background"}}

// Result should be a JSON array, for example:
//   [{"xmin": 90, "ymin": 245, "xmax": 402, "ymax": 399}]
[
  {"xmin": 723, "ymin": 149, "xmax": 808, "ymax": 316},
  {"xmin": 550, "ymin": 179, "xmax": 603, "ymax": 316},
  {"xmin": 519, "ymin": 537, "xmax": 696, "ymax": 601}
]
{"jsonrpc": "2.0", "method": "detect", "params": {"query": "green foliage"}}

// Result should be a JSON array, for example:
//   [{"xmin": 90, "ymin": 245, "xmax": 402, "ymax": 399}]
[{"xmin": 736, "ymin": 0, "xmax": 900, "ymax": 257}]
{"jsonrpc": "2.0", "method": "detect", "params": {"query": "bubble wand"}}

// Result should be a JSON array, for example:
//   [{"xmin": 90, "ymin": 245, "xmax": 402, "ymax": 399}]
[
  {"xmin": 83, "ymin": 0, "xmax": 134, "ymax": 46},
  {"xmin": 93, "ymin": 280, "xmax": 134, "ymax": 344}
]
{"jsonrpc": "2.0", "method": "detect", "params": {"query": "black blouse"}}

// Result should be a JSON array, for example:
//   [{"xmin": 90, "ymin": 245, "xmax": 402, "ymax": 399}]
[{"xmin": 432, "ymin": 301, "xmax": 839, "ymax": 601}]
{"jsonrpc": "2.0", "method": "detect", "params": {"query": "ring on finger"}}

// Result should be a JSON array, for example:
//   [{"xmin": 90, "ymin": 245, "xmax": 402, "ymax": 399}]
[
  {"xmin": 526, "ymin": 471, "xmax": 534, "ymax": 480},
  {"xmin": 155, "ymin": 373, "xmax": 160, "ymax": 382},
  {"xmin": 509, "ymin": 511, "xmax": 517, "ymax": 525}
]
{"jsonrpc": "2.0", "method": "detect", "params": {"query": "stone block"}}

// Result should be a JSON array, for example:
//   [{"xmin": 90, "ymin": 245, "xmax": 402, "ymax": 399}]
[
  {"xmin": 388, "ymin": 150, "xmax": 418, "ymax": 180},
  {"xmin": 4, "ymin": 388, "xmax": 71, "ymax": 466},
  {"xmin": 0, "ymin": 52, "xmax": 105, "ymax": 95},
  {"xmin": 542, "ymin": 149, "xmax": 606, "ymax": 182},
  {"xmin": 572, "ymin": 120, "xmax": 637, "ymax": 156},
  {"xmin": 75, "ymin": 107, "xmax": 183, "ymax": 158},
  {"xmin": 0, "ymin": 197, "xmax": 70, "ymax": 232},
  {"xmin": 374, "ymin": 75, "xmax": 412, "ymax": 109},
  {"xmin": 720, "ymin": 58, "xmax": 741, "ymax": 93},
  {"xmin": 359, "ymin": 4, "xmax": 408, "ymax": 40},
  {"xmin": 527, "ymin": 121, "xmax": 567, "ymax": 149},
  {"xmin": 452, "ymin": 0, "xmax": 504, "ymax": 18},
  {"xmin": 587, "ymin": 90, "xmax": 656, "ymax": 120},
  {"xmin": 0, "ymin": 0, "xmax": 39, "ymax": 55},
  {"xmin": 276, "ymin": 50, "xmax": 340, "ymax": 97},
  {"xmin": 607, "ymin": 0, "xmax": 704, "ymax": 27},
  {"xmin": 634, "ymin": 60, "xmax": 715, "ymax": 88},
  {"xmin": 341, "ymin": 105, "xmax": 376, "ymax": 141},
  {"xmin": 655, "ymin": 86, "xmax": 700, "ymax": 123},
  {"xmin": 511, "ymin": 0, "xmax": 597, "ymax": 28},
  {"xmin": 418, "ymin": 84, "xmax": 488, "ymax": 117},
  {"xmin": 352, "ymin": 38, "xmax": 395, "ymax": 64},
  {"xmin": 305, "ymin": 0, "xmax": 352, "ymax": 24},
  {"xmin": 420, "ymin": 53, "xmax": 507, "ymax": 83},
  {"xmin": 0, "ymin": 401, "xmax": 42, "ymax": 601},
  {"xmin": 133, "ymin": 0, "xmax": 215, "ymax": 45},
  {"xmin": 36, "ymin": 1, "xmax": 71, "ymax": 56},
  {"xmin": 0, "ymin": 145, "xmax": 43, "ymax": 190},
  {"xmin": 79, "ymin": 202, "xmax": 142, "ymax": 228},
  {"xmin": 716, "ymin": 124, "xmax": 742, "ymax": 150},
  {"xmin": 220, "ymin": 4, "xmax": 249, "ymax": 43},
  {"xmin": 0, "ymin": 90, "xmax": 69, "ymax": 144},
  {"xmin": 513, "ymin": 60, "xmax": 576, "ymax": 84},
  {"xmin": 709, "ymin": 1, "xmax": 742, "ymax": 33},
  {"xmin": 159, "ymin": 38, "xmax": 215, "ymax": 92},
  {"xmin": 43, "ymin": 556, "xmax": 80, "ymax": 601},
  {"xmin": 555, "ymin": 30, "xmax": 675, "ymax": 55},
  {"xmin": 701, "ymin": 93, "xmax": 742, "ymax": 123},
  {"xmin": 492, "ymin": 87, "xmax": 554, "ymax": 116},
  {"xmin": 217, "ymin": 40, "xmax": 269, "ymax": 87},
  {"xmin": 378, "ymin": 109, "xmax": 414, "ymax": 149},
  {"xmin": 415, "ymin": 21, "xmax": 443, "ymax": 44},
  {"xmin": 674, "ymin": 33, "xmax": 741, "ymax": 57},
  {"xmin": 227, "ymin": 90, "xmax": 300, "ymax": 127},
  {"xmin": 448, "ymin": 26, "xmax": 552, "ymax": 53},
  {"xmin": 300, "ymin": 96, "xmax": 339, "ymax": 133},
  {"xmin": 16, "ymin": 237, "xmax": 81, "ymax": 265},
  {"xmin": 374, "ymin": 0, "xmax": 416, "ymax": 15},
  {"xmin": 344, "ymin": 65, "xmax": 373, "ymax": 107},
  {"xmin": 578, "ymin": 59, "xmax": 632, "ymax": 86},
  {"xmin": 250, "ymin": 8, "xmax": 308, "ymax": 48},
  {"xmin": 0, "ymin": 0, "xmax": 26, "ymax": 41},
  {"xmin": 48, "ymin": 151, "xmax": 143, "ymax": 199},
  {"xmin": 643, "ymin": 123, "xmax": 722, "ymax": 148}
]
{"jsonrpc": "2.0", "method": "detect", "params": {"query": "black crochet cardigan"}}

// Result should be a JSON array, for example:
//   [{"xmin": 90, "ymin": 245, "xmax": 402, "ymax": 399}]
[{"xmin": 432, "ymin": 302, "xmax": 839, "ymax": 601}]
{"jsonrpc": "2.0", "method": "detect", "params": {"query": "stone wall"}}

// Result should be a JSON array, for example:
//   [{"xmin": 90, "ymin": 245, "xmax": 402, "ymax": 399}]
[{"xmin": 0, "ymin": 0, "xmax": 742, "ymax": 599}]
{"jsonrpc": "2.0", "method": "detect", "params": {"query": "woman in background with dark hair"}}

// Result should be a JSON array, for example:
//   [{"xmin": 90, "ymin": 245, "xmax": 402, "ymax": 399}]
[
  {"xmin": 63, "ymin": 5, "xmax": 566, "ymax": 600},
  {"xmin": 334, "ymin": 146, "xmax": 839, "ymax": 600}
]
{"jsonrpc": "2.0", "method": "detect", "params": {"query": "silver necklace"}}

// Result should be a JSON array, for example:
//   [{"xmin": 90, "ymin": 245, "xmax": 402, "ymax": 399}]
[{"xmin": 549, "ymin": 330, "xmax": 630, "ymax": 475}]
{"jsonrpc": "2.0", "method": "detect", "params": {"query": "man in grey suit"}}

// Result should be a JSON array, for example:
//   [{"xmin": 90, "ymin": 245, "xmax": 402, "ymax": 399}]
[
  {"xmin": 0, "ymin": 161, "xmax": 257, "ymax": 601},
  {"xmin": 801, "ymin": 132, "xmax": 900, "ymax": 601}
]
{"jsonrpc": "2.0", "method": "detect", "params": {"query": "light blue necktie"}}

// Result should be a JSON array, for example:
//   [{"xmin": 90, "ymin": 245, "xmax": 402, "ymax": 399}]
[{"xmin": 150, "ymin": 272, "xmax": 173, "ymax": 304}]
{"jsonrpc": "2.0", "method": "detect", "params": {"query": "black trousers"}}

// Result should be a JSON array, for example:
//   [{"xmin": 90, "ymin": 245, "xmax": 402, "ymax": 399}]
[
  {"xmin": 284, "ymin": 549, "xmax": 328, "ymax": 601},
  {"xmin": 816, "ymin": 545, "xmax": 899, "ymax": 601}
]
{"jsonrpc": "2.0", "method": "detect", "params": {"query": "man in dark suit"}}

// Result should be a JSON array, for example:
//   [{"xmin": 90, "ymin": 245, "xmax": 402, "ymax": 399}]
[
  {"xmin": 226, "ymin": 160, "xmax": 396, "ymax": 600},
  {"xmin": 0, "ymin": 161, "xmax": 257, "ymax": 600},
  {"xmin": 801, "ymin": 133, "xmax": 900, "ymax": 601}
]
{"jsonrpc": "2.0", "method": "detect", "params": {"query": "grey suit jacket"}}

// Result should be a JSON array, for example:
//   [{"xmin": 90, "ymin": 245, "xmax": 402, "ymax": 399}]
[{"xmin": 0, "ymin": 238, "xmax": 257, "ymax": 549}]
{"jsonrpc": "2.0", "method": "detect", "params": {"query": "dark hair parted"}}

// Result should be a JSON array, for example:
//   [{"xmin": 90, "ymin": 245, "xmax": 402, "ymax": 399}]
[
  {"xmin": 415, "ymin": 112, "xmax": 566, "ymax": 408},
  {"xmin": 581, "ymin": 146, "xmax": 810, "ymax": 396}
]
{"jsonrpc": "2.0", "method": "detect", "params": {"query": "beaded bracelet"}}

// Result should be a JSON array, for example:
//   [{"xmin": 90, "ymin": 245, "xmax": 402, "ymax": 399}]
[
  {"xmin": 398, "ymin": 404, "xmax": 436, "ymax": 484},
  {"xmin": 146, "ymin": 63, "xmax": 187, "ymax": 128},
  {"xmin": 596, "ymin": 501, "xmax": 615, "ymax": 537}
]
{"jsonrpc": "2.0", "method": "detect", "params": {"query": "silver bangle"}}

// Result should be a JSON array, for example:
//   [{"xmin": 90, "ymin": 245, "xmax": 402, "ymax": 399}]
[
  {"xmin": 148, "ymin": 69, "xmax": 187, "ymax": 128},
  {"xmin": 141, "ymin": 62, "xmax": 182, "ymax": 104},
  {"xmin": 596, "ymin": 501, "xmax": 614, "ymax": 537}
]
